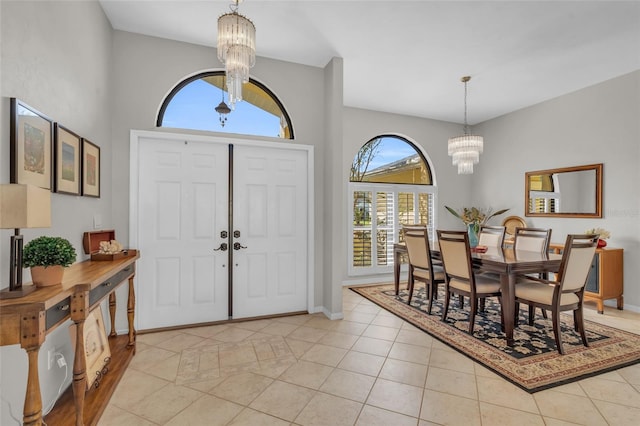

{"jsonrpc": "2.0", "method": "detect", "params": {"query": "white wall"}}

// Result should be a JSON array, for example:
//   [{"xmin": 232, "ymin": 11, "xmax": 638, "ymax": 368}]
[
  {"xmin": 0, "ymin": 1, "xmax": 113, "ymax": 423},
  {"xmin": 474, "ymin": 70, "xmax": 640, "ymax": 311}
]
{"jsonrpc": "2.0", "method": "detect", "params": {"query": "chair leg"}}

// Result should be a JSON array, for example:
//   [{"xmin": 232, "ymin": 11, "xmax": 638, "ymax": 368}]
[
  {"xmin": 407, "ymin": 274, "xmax": 415, "ymax": 305},
  {"xmin": 427, "ymin": 282, "xmax": 435, "ymax": 314},
  {"xmin": 479, "ymin": 298, "xmax": 486, "ymax": 313},
  {"xmin": 441, "ymin": 290, "xmax": 451, "ymax": 322},
  {"xmin": 468, "ymin": 297, "xmax": 478, "ymax": 334},
  {"xmin": 498, "ymin": 296, "xmax": 505, "ymax": 332},
  {"xmin": 458, "ymin": 295, "xmax": 464, "ymax": 308},
  {"xmin": 551, "ymin": 310, "xmax": 565, "ymax": 355},
  {"xmin": 574, "ymin": 307, "xmax": 589, "ymax": 348},
  {"xmin": 528, "ymin": 304, "xmax": 535, "ymax": 325},
  {"xmin": 514, "ymin": 302, "xmax": 520, "ymax": 325}
]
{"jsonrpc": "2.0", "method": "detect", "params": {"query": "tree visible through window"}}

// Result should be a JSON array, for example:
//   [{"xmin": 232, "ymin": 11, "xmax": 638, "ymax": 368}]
[
  {"xmin": 349, "ymin": 135, "xmax": 436, "ymax": 275},
  {"xmin": 157, "ymin": 71, "xmax": 293, "ymax": 139}
]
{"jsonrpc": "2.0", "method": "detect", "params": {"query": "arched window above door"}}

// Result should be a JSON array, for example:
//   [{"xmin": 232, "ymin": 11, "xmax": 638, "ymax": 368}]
[{"xmin": 157, "ymin": 71, "xmax": 293, "ymax": 139}]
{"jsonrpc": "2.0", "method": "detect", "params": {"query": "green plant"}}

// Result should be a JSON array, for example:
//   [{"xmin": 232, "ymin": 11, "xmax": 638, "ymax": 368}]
[
  {"xmin": 23, "ymin": 236, "xmax": 77, "ymax": 268},
  {"xmin": 445, "ymin": 206, "xmax": 510, "ymax": 233}
]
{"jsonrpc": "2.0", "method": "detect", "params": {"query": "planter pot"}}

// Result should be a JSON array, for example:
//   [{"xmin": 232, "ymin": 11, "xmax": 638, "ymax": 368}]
[{"xmin": 30, "ymin": 265, "xmax": 64, "ymax": 287}]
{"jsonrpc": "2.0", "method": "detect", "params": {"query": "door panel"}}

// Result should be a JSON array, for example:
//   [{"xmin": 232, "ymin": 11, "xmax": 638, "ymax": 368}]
[
  {"xmin": 232, "ymin": 145, "xmax": 308, "ymax": 318},
  {"xmin": 137, "ymin": 138, "xmax": 229, "ymax": 329}
]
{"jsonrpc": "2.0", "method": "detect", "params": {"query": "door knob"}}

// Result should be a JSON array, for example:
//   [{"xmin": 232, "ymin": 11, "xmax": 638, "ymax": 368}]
[
  {"xmin": 214, "ymin": 243, "xmax": 228, "ymax": 251},
  {"xmin": 233, "ymin": 242, "xmax": 247, "ymax": 250}
]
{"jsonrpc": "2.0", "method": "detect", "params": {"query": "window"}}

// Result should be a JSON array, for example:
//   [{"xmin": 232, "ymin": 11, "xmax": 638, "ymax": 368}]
[
  {"xmin": 157, "ymin": 71, "xmax": 293, "ymax": 139},
  {"xmin": 349, "ymin": 135, "xmax": 436, "ymax": 276}
]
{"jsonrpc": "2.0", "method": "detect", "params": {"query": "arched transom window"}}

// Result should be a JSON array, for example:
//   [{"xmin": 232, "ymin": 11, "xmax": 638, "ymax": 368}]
[
  {"xmin": 349, "ymin": 135, "xmax": 437, "ymax": 275},
  {"xmin": 157, "ymin": 71, "xmax": 293, "ymax": 139}
]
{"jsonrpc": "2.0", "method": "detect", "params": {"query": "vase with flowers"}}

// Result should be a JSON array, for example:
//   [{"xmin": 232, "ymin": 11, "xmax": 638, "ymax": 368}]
[
  {"xmin": 585, "ymin": 227, "xmax": 610, "ymax": 248},
  {"xmin": 445, "ymin": 206, "xmax": 510, "ymax": 247}
]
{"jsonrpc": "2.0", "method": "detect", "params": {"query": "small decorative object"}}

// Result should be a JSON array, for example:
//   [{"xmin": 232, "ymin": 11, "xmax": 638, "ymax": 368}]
[
  {"xmin": 82, "ymin": 139, "xmax": 100, "ymax": 197},
  {"xmin": 585, "ymin": 227, "xmax": 610, "ymax": 248},
  {"xmin": 445, "ymin": 206, "xmax": 509, "ymax": 248},
  {"xmin": 98, "ymin": 239, "xmax": 123, "ymax": 254},
  {"xmin": 69, "ymin": 306, "xmax": 111, "ymax": 390},
  {"xmin": 22, "ymin": 236, "xmax": 76, "ymax": 287}
]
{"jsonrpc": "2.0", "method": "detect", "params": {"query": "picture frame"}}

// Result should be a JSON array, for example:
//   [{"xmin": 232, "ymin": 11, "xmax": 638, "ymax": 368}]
[
  {"xmin": 69, "ymin": 306, "xmax": 111, "ymax": 390},
  {"xmin": 54, "ymin": 124, "xmax": 81, "ymax": 195},
  {"xmin": 82, "ymin": 138, "xmax": 100, "ymax": 197},
  {"xmin": 10, "ymin": 98, "xmax": 53, "ymax": 190}
]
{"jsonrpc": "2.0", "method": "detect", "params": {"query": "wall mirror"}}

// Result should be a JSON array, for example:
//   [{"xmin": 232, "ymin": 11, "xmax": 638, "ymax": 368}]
[{"xmin": 525, "ymin": 163, "xmax": 603, "ymax": 218}]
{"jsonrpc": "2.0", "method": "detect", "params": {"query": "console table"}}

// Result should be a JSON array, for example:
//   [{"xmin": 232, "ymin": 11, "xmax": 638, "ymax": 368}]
[{"xmin": 0, "ymin": 252, "xmax": 139, "ymax": 426}]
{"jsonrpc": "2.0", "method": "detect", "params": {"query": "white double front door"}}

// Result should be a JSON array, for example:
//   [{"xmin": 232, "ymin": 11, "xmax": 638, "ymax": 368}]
[{"xmin": 131, "ymin": 131, "xmax": 311, "ymax": 330}]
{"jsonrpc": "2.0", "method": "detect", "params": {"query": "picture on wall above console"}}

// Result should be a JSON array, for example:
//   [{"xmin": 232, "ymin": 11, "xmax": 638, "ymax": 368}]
[
  {"xmin": 10, "ymin": 98, "xmax": 53, "ymax": 190},
  {"xmin": 82, "ymin": 138, "xmax": 100, "ymax": 197},
  {"xmin": 54, "ymin": 123, "xmax": 82, "ymax": 195}
]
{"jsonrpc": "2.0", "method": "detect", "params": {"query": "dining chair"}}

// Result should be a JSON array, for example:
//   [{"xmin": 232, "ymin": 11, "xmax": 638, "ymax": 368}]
[
  {"xmin": 436, "ymin": 230, "xmax": 503, "ymax": 334},
  {"xmin": 478, "ymin": 225, "xmax": 506, "ymax": 248},
  {"xmin": 402, "ymin": 225, "xmax": 445, "ymax": 312},
  {"xmin": 514, "ymin": 234, "xmax": 598, "ymax": 354},
  {"xmin": 513, "ymin": 227, "xmax": 552, "ymax": 252}
]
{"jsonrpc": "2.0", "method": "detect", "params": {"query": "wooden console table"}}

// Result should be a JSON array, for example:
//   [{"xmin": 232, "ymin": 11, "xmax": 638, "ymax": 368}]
[{"xmin": 0, "ymin": 252, "xmax": 139, "ymax": 426}]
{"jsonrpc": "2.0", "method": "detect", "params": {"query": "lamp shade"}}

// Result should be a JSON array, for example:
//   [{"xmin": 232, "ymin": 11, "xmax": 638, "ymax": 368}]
[{"xmin": 0, "ymin": 184, "xmax": 51, "ymax": 229}]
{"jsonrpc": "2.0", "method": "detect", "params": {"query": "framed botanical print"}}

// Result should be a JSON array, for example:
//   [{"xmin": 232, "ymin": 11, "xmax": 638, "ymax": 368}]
[
  {"xmin": 82, "ymin": 139, "xmax": 100, "ymax": 197},
  {"xmin": 54, "ymin": 124, "xmax": 81, "ymax": 195},
  {"xmin": 10, "ymin": 98, "xmax": 53, "ymax": 190}
]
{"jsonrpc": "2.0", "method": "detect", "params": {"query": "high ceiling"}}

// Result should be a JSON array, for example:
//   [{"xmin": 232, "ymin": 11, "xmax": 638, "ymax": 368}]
[{"xmin": 99, "ymin": 0, "xmax": 640, "ymax": 124}]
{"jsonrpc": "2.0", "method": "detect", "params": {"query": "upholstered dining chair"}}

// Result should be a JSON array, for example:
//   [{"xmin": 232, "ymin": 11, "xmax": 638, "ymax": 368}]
[
  {"xmin": 402, "ymin": 225, "xmax": 445, "ymax": 312},
  {"xmin": 436, "ymin": 230, "xmax": 503, "ymax": 334},
  {"xmin": 478, "ymin": 225, "xmax": 506, "ymax": 248},
  {"xmin": 513, "ymin": 227, "xmax": 552, "ymax": 252},
  {"xmin": 514, "ymin": 234, "xmax": 598, "ymax": 354}
]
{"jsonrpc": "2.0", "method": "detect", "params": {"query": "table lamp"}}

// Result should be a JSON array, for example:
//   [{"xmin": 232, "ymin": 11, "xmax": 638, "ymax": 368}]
[{"xmin": 0, "ymin": 184, "xmax": 51, "ymax": 299}]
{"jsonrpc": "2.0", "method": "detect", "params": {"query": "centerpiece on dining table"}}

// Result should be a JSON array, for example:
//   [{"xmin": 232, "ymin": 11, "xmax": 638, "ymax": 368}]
[{"xmin": 445, "ymin": 206, "xmax": 509, "ymax": 248}]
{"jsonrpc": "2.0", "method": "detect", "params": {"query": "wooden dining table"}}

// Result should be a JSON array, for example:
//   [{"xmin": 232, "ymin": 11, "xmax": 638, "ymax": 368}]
[{"xmin": 393, "ymin": 243, "xmax": 563, "ymax": 346}]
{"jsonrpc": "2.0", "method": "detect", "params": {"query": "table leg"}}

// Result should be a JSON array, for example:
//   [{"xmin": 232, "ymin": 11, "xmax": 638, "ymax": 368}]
[
  {"xmin": 394, "ymin": 247, "xmax": 401, "ymax": 295},
  {"xmin": 501, "ymin": 273, "xmax": 516, "ymax": 346},
  {"xmin": 20, "ymin": 310, "xmax": 46, "ymax": 426},
  {"xmin": 127, "ymin": 275, "xmax": 136, "ymax": 349},
  {"xmin": 108, "ymin": 292, "xmax": 117, "ymax": 337},
  {"xmin": 70, "ymin": 291, "xmax": 89, "ymax": 426}
]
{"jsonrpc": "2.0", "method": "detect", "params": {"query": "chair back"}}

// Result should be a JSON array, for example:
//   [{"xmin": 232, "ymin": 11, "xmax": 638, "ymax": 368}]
[
  {"xmin": 478, "ymin": 225, "xmax": 506, "ymax": 248},
  {"xmin": 513, "ymin": 227, "xmax": 552, "ymax": 252},
  {"xmin": 557, "ymin": 234, "xmax": 598, "ymax": 292},
  {"xmin": 436, "ymin": 230, "xmax": 472, "ymax": 281},
  {"xmin": 402, "ymin": 225, "xmax": 434, "ymax": 272}
]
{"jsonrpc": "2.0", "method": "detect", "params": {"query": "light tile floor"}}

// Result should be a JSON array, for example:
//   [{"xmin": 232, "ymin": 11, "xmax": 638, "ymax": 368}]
[{"xmin": 100, "ymin": 288, "xmax": 640, "ymax": 425}]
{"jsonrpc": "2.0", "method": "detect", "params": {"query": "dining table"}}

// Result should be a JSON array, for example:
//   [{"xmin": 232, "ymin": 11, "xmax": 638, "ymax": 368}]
[{"xmin": 393, "ymin": 243, "xmax": 563, "ymax": 346}]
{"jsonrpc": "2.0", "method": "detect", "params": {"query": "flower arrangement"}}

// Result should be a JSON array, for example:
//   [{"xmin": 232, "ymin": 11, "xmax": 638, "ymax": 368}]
[
  {"xmin": 585, "ymin": 227, "xmax": 610, "ymax": 239},
  {"xmin": 445, "ymin": 206, "xmax": 510, "ymax": 234}
]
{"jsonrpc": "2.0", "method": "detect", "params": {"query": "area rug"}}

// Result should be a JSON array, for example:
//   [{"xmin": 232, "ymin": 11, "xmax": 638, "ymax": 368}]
[{"xmin": 351, "ymin": 283, "xmax": 640, "ymax": 393}]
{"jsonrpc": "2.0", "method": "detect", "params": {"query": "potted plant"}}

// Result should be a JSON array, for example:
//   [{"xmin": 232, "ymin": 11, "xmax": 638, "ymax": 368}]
[{"xmin": 23, "ymin": 236, "xmax": 77, "ymax": 287}]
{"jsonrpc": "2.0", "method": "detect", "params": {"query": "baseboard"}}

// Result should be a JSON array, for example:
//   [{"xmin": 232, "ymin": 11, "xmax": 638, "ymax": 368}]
[{"xmin": 322, "ymin": 306, "xmax": 344, "ymax": 320}]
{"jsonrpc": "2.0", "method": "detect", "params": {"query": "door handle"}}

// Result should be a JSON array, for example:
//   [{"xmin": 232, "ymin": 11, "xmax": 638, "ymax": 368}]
[
  {"xmin": 220, "ymin": 231, "xmax": 228, "ymax": 238},
  {"xmin": 214, "ymin": 243, "xmax": 228, "ymax": 251},
  {"xmin": 233, "ymin": 242, "xmax": 247, "ymax": 250}
]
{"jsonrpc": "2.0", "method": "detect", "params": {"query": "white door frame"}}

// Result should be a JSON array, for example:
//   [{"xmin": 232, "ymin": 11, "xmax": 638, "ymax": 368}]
[{"xmin": 129, "ymin": 129, "xmax": 315, "ymax": 327}]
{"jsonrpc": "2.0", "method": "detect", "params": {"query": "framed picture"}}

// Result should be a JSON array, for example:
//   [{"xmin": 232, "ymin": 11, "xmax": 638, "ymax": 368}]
[
  {"xmin": 82, "ymin": 139, "xmax": 100, "ymax": 197},
  {"xmin": 10, "ymin": 98, "xmax": 53, "ymax": 190},
  {"xmin": 69, "ymin": 306, "xmax": 111, "ymax": 390},
  {"xmin": 54, "ymin": 124, "xmax": 81, "ymax": 195}
]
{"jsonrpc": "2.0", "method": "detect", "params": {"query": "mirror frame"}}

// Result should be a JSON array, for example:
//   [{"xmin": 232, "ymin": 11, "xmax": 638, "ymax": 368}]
[{"xmin": 525, "ymin": 163, "xmax": 603, "ymax": 218}]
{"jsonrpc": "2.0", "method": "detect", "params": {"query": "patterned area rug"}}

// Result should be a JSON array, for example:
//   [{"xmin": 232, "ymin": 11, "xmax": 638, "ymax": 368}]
[{"xmin": 351, "ymin": 283, "xmax": 640, "ymax": 393}]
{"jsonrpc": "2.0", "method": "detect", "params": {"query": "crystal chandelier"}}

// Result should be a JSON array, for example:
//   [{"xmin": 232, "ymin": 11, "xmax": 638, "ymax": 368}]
[
  {"xmin": 217, "ymin": 0, "xmax": 255, "ymax": 108},
  {"xmin": 448, "ymin": 76, "xmax": 484, "ymax": 174}
]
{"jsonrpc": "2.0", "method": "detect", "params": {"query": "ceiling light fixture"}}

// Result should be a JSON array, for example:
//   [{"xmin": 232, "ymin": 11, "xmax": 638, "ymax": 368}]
[
  {"xmin": 215, "ymin": 76, "xmax": 231, "ymax": 127},
  {"xmin": 448, "ymin": 76, "xmax": 484, "ymax": 174},
  {"xmin": 217, "ymin": 0, "xmax": 255, "ymax": 109}
]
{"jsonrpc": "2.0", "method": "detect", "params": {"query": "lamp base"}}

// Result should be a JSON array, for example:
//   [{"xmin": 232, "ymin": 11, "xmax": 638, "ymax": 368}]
[{"xmin": 0, "ymin": 284, "xmax": 37, "ymax": 299}]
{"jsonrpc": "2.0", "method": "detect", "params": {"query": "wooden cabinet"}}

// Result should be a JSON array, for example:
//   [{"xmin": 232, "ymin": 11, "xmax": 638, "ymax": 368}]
[
  {"xmin": 0, "ymin": 253, "xmax": 139, "ymax": 426},
  {"xmin": 584, "ymin": 248, "xmax": 624, "ymax": 314}
]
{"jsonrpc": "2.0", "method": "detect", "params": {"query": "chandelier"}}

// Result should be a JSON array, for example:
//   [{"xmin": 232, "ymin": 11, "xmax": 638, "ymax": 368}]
[
  {"xmin": 217, "ymin": 0, "xmax": 256, "ymax": 108},
  {"xmin": 448, "ymin": 76, "xmax": 484, "ymax": 174}
]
